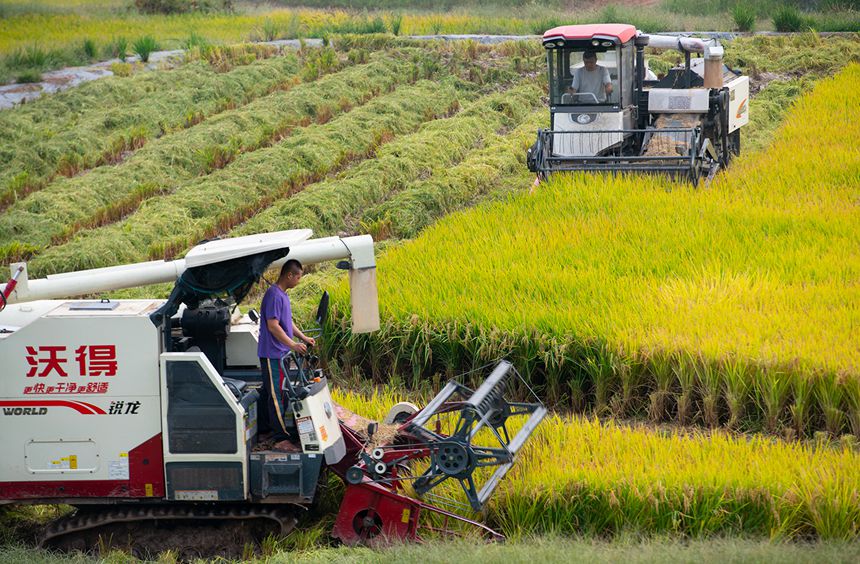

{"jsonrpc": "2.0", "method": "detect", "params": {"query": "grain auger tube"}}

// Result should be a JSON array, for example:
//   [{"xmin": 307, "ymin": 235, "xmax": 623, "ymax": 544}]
[{"xmin": 527, "ymin": 24, "xmax": 749, "ymax": 184}]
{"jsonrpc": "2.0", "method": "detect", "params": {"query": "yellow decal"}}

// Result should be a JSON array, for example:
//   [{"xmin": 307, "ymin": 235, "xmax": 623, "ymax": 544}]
[
  {"xmin": 69, "ymin": 455, "xmax": 78, "ymax": 470},
  {"xmin": 401, "ymin": 509, "xmax": 411, "ymax": 524},
  {"xmin": 145, "ymin": 483, "xmax": 154, "ymax": 497},
  {"xmin": 320, "ymin": 425, "xmax": 328, "ymax": 442},
  {"xmin": 736, "ymin": 98, "xmax": 748, "ymax": 118}
]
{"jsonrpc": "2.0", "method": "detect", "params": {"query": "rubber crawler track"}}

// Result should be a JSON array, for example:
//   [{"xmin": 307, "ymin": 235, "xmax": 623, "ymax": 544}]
[{"xmin": 39, "ymin": 503, "xmax": 301, "ymax": 559}]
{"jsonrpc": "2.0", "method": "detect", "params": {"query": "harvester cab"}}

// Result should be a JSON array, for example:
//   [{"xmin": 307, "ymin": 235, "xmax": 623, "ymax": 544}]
[
  {"xmin": 0, "ymin": 230, "xmax": 545, "ymax": 554},
  {"xmin": 527, "ymin": 24, "xmax": 749, "ymax": 184}
]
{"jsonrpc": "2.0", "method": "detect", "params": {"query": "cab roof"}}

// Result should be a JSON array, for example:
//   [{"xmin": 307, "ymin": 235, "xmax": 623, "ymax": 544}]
[{"xmin": 543, "ymin": 24, "xmax": 637, "ymax": 45}]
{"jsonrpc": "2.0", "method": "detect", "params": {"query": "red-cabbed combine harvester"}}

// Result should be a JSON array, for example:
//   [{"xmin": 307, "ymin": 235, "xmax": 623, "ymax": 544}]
[{"xmin": 0, "ymin": 230, "xmax": 545, "ymax": 556}]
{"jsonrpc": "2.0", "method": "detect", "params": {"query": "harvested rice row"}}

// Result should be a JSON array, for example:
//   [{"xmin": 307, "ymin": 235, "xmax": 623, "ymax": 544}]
[
  {"xmin": 29, "ymin": 79, "xmax": 461, "ymax": 276},
  {"xmin": 233, "ymin": 82, "xmax": 542, "ymax": 238},
  {"xmin": 360, "ymin": 108, "xmax": 546, "ymax": 239},
  {"xmin": 324, "ymin": 64, "xmax": 860, "ymax": 438},
  {"xmin": 333, "ymin": 387, "xmax": 860, "ymax": 540},
  {"xmin": 0, "ymin": 43, "xmax": 287, "ymax": 129},
  {"xmin": 0, "ymin": 50, "xmax": 428, "ymax": 260},
  {"xmin": 0, "ymin": 51, "xmax": 311, "ymax": 207}
]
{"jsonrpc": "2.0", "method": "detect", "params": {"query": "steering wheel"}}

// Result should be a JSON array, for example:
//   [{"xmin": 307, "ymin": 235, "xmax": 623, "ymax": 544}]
[
  {"xmin": 570, "ymin": 92, "xmax": 600, "ymax": 104},
  {"xmin": 279, "ymin": 351, "xmax": 312, "ymax": 401}
]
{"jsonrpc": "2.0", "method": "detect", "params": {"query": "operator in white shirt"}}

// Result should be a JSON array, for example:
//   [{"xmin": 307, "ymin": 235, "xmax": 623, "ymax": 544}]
[{"xmin": 569, "ymin": 51, "xmax": 613, "ymax": 103}]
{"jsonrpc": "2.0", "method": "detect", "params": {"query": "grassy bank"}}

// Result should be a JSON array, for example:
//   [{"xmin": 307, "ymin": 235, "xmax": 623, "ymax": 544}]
[{"xmin": 1, "ymin": 535, "xmax": 859, "ymax": 563}]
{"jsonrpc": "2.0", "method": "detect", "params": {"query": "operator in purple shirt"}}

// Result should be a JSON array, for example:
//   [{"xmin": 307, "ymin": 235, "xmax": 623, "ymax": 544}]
[{"xmin": 257, "ymin": 259, "xmax": 315, "ymax": 442}]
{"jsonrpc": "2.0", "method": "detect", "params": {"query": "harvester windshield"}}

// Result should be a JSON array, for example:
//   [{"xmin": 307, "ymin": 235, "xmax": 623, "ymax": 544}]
[{"xmin": 548, "ymin": 47, "xmax": 622, "ymax": 106}]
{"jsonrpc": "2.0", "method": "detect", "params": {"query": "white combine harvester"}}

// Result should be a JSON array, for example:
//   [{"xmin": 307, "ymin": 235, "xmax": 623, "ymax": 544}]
[
  {"xmin": 527, "ymin": 24, "xmax": 750, "ymax": 183},
  {"xmin": 0, "ymin": 231, "xmax": 545, "ymax": 556}
]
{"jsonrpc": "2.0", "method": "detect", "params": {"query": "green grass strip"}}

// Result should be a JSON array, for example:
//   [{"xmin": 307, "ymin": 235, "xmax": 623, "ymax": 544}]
[
  {"xmin": 0, "ymin": 52, "xmax": 307, "ymax": 206},
  {"xmin": 0, "ymin": 50, "xmax": 427, "ymax": 258},
  {"xmin": 233, "ymin": 81, "xmax": 542, "ymax": 238},
  {"xmin": 30, "ymin": 79, "xmax": 461, "ymax": 275}
]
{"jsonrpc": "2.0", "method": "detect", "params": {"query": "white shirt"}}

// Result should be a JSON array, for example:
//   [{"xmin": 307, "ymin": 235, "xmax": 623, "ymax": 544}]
[{"xmin": 571, "ymin": 65, "xmax": 611, "ymax": 102}]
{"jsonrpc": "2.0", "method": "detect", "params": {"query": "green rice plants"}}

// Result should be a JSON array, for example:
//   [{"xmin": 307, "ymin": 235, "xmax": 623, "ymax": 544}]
[
  {"xmin": 261, "ymin": 18, "xmax": 280, "ymax": 42},
  {"xmin": 389, "ymin": 13, "xmax": 403, "ymax": 36},
  {"xmin": 82, "ymin": 38, "xmax": 97, "ymax": 59},
  {"xmin": 601, "ymin": 4, "xmax": 620, "ymax": 23},
  {"xmin": 731, "ymin": 4, "xmax": 757, "ymax": 32},
  {"xmin": 283, "ymin": 13, "xmax": 302, "ymax": 40},
  {"xmin": 108, "ymin": 36, "xmax": 128, "ymax": 61},
  {"xmin": 9, "ymin": 44, "xmax": 50, "ymax": 68},
  {"xmin": 611, "ymin": 348, "xmax": 644, "ymax": 418},
  {"xmin": 846, "ymin": 377, "xmax": 860, "ymax": 437},
  {"xmin": 182, "ymin": 31, "xmax": 209, "ymax": 51},
  {"xmin": 0, "ymin": 172, "xmax": 32, "ymax": 209},
  {"xmin": 816, "ymin": 373, "xmax": 846, "ymax": 437},
  {"xmin": 361, "ymin": 109, "xmax": 545, "ymax": 240},
  {"xmin": 195, "ymin": 134, "xmax": 242, "ymax": 172},
  {"xmin": 97, "ymin": 125, "xmax": 149, "ymax": 166},
  {"xmin": 790, "ymin": 374, "xmax": 815, "ymax": 438},
  {"xmin": 0, "ymin": 241, "xmax": 41, "ymax": 265},
  {"xmin": 56, "ymin": 152, "xmax": 84, "ymax": 178},
  {"xmin": 693, "ymin": 354, "xmax": 723, "ymax": 428},
  {"xmin": 754, "ymin": 368, "xmax": 791, "ymax": 434},
  {"xmin": 648, "ymin": 350, "xmax": 676, "ymax": 422},
  {"xmin": 235, "ymin": 81, "xmax": 540, "ymax": 240},
  {"xmin": 773, "ymin": 6, "xmax": 809, "ymax": 32},
  {"xmin": 50, "ymin": 182, "xmax": 168, "ymax": 247},
  {"xmin": 131, "ymin": 35, "xmax": 159, "ymax": 62},
  {"xmin": 580, "ymin": 344, "xmax": 617, "ymax": 417},
  {"xmin": 359, "ymin": 215, "xmax": 394, "ymax": 241},
  {"xmin": 722, "ymin": 356, "xmax": 750, "ymax": 430},
  {"xmin": 674, "ymin": 354, "xmax": 697, "ymax": 426}
]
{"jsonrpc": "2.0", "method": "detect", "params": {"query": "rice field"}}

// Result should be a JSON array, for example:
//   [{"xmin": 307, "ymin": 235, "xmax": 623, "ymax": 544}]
[
  {"xmin": 1, "ymin": 24, "xmax": 860, "ymax": 557},
  {"xmin": 325, "ymin": 63, "xmax": 860, "ymax": 439}
]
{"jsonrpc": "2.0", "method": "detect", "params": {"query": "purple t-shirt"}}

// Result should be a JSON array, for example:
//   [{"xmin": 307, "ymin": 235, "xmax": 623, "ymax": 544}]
[{"xmin": 258, "ymin": 284, "xmax": 293, "ymax": 359}]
